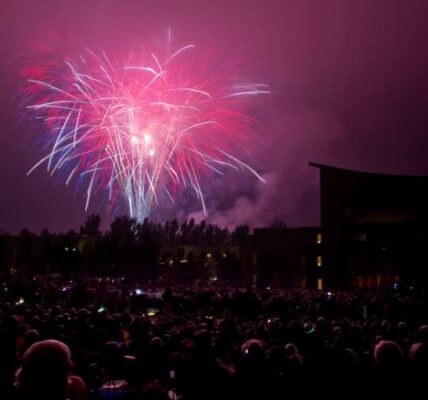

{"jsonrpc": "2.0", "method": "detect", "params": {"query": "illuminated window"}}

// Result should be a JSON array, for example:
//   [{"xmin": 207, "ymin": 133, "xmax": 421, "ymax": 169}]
[
  {"xmin": 357, "ymin": 233, "xmax": 367, "ymax": 242},
  {"xmin": 317, "ymin": 278, "xmax": 323, "ymax": 291},
  {"xmin": 357, "ymin": 276, "xmax": 362, "ymax": 288},
  {"xmin": 206, "ymin": 253, "xmax": 212, "ymax": 259},
  {"xmin": 316, "ymin": 255, "xmax": 322, "ymax": 267},
  {"xmin": 316, "ymin": 233, "xmax": 322, "ymax": 244}
]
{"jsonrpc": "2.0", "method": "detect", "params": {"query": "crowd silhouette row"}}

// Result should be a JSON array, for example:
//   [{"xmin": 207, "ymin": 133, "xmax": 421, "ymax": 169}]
[{"xmin": 1, "ymin": 274, "xmax": 428, "ymax": 399}]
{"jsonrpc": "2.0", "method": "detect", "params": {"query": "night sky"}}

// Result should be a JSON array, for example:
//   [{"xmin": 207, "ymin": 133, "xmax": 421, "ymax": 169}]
[{"xmin": 1, "ymin": 0, "xmax": 428, "ymax": 233}]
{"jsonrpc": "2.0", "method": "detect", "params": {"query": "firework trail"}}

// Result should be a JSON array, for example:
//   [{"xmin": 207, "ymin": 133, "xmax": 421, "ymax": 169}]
[{"xmin": 21, "ymin": 38, "xmax": 269, "ymax": 221}]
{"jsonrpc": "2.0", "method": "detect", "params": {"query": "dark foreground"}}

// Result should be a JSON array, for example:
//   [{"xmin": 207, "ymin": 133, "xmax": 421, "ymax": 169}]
[{"xmin": 1, "ymin": 275, "xmax": 428, "ymax": 399}]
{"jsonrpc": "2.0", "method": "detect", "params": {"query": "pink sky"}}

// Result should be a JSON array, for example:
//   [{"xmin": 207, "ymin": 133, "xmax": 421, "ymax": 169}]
[{"xmin": 1, "ymin": 0, "xmax": 428, "ymax": 232}]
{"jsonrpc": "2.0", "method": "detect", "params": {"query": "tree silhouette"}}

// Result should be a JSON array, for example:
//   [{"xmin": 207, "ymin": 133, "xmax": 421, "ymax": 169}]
[{"xmin": 80, "ymin": 214, "xmax": 101, "ymax": 236}]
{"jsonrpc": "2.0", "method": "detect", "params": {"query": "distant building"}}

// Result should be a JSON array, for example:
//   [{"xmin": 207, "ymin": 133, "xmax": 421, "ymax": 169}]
[
  {"xmin": 241, "ymin": 227, "xmax": 322, "ymax": 289},
  {"xmin": 159, "ymin": 244, "xmax": 240, "ymax": 283},
  {"xmin": 0, "ymin": 229, "xmax": 323, "ymax": 288},
  {"xmin": 310, "ymin": 162, "xmax": 428, "ymax": 289},
  {"xmin": 0, "ymin": 234, "xmax": 97, "ymax": 275}
]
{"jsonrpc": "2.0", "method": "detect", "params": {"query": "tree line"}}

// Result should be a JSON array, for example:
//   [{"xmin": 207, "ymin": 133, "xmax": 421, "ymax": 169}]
[{"xmin": 0, "ymin": 215, "xmax": 251, "ymax": 279}]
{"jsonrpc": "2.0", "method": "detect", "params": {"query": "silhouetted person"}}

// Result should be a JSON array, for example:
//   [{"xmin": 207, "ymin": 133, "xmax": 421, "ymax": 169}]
[{"xmin": 16, "ymin": 339, "xmax": 86, "ymax": 400}]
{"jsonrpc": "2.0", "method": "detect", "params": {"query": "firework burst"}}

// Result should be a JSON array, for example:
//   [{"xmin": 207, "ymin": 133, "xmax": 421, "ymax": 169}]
[{"xmin": 21, "ymin": 38, "xmax": 269, "ymax": 221}]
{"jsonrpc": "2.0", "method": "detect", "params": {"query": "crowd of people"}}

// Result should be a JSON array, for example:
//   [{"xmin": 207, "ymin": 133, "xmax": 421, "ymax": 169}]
[{"xmin": 1, "ymin": 274, "xmax": 428, "ymax": 399}]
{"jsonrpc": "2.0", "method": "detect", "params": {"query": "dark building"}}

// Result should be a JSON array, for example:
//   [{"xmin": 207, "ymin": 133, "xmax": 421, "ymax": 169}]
[
  {"xmin": 241, "ymin": 227, "xmax": 322, "ymax": 289},
  {"xmin": 311, "ymin": 162, "xmax": 428, "ymax": 289},
  {"xmin": 0, "ymin": 230, "xmax": 322, "ymax": 288},
  {"xmin": 0, "ymin": 234, "xmax": 98, "ymax": 276},
  {"xmin": 159, "ymin": 244, "xmax": 240, "ymax": 283}
]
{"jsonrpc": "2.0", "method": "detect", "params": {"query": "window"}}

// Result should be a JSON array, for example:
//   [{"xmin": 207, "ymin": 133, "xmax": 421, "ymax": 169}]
[
  {"xmin": 316, "ymin": 233, "xmax": 322, "ymax": 244},
  {"xmin": 357, "ymin": 276, "xmax": 362, "ymax": 288},
  {"xmin": 316, "ymin": 255, "xmax": 322, "ymax": 267},
  {"xmin": 357, "ymin": 233, "xmax": 367, "ymax": 242},
  {"xmin": 317, "ymin": 278, "xmax": 323, "ymax": 291}
]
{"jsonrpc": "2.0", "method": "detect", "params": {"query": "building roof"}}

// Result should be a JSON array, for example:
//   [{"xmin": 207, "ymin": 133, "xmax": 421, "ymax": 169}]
[{"xmin": 309, "ymin": 162, "xmax": 428, "ymax": 180}]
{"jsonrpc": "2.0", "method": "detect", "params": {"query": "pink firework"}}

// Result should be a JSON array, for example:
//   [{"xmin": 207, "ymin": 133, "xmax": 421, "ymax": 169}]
[{"xmin": 21, "ymin": 38, "xmax": 269, "ymax": 221}]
